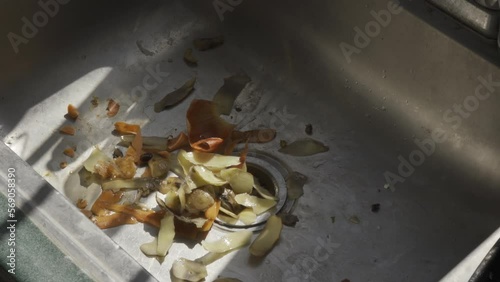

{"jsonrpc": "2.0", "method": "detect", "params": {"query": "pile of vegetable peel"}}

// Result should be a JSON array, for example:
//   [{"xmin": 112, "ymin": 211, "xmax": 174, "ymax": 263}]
[{"xmin": 76, "ymin": 98, "xmax": 281, "ymax": 281}]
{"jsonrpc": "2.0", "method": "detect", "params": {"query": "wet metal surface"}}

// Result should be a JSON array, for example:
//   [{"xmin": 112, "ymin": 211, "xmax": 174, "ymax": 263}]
[{"xmin": 1, "ymin": 0, "xmax": 500, "ymax": 281}]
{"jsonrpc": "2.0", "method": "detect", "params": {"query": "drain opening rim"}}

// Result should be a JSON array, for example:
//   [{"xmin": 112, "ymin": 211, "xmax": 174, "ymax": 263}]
[{"xmin": 214, "ymin": 150, "xmax": 295, "ymax": 231}]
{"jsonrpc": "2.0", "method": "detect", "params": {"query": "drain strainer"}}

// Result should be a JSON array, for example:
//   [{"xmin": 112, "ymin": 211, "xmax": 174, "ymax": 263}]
[{"xmin": 214, "ymin": 150, "xmax": 295, "ymax": 231}]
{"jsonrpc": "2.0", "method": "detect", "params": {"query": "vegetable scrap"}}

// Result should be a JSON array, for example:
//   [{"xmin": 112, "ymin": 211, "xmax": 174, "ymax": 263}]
[
  {"xmin": 154, "ymin": 78, "xmax": 196, "ymax": 113},
  {"xmin": 106, "ymin": 99, "xmax": 120, "ymax": 117},
  {"xmin": 278, "ymin": 138, "xmax": 329, "ymax": 156},
  {"xmin": 136, "ymin": 40, "xmax": 155, "ymax": 56},
  {"xmin": 59, "ymin": 125, "xmax": 76, "ymax": 136},
  {"xmin": 212, "ymin": 74, "xmax": 251, "ymax": 115},
  {"xmin": 186, "ymin": 99, "xmax": 235, "ymax": 152},
  {"xmin": 171, "ymin": 258, "xmax": 207, "ymax": 281},
  {"xmin": 63, "ymin": 147, "xmax": 76, "ymax": 158},
  {"xmin": 349, "ymin": 216, "xmax": 361, "ymax": 224},
  {"xmin": 184, "ymin": 48, "xmax": 198, "ymax": 65},
  {"xmin": 201, "ymin": 230, "xmax": 252, "ymax": 253},
  {"xmin": 286, "ymin": 171, "xmax": 308, "ymax": 200},
  {"xmin": 76, "ymin": 199, "xmax": 87, "ymax": 209},
  {"xmin": 67, "ymin": 104, "xmax": 79, "ymax": 120},
  {"xmin": 193, "ymin": 36, "xmax": 224, "ymax": 51},
  {"xmin": 70, "ymin": 96, "xmax": 283, "ymax": 280},
  {"xmin": 249, "ymin": 215, "xmax": 283, "ymax": 257},
  {"xmin": 280, "ymin": 140, "xmax": 287, "ymax": 148}
]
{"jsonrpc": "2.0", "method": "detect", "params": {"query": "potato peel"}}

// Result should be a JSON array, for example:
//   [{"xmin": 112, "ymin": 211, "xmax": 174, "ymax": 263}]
[
  {"xmin": 201, "ymin": 230, "xmax": 252, "ymax": 253},
  {"xmin": 238, "ymin": 208, "xmax": 257, "ymax": 225},
  {"xmin": 228, "ymin": 170, "xmax": 254, "ymax": 194},
  {"xmin": 157, "ymin": 213, "xmax": 175, "ymax": 257},
  {"xmin": 249, "ymin": 215, "xmax": 282, "ymax": 257},
  {"xmin": 171, "ymin": 258, "xmax": 207, "ymax": 282},
  {"xmin": 190, "ymin": 165, "xmax": 227, "ymax": 187},
  {"xmin": 179, "ymin": 149, "xmax": 241, "ymax": 170},
  {"xmin": 234, "ymin": 193, "xmax": 277, "ymax": 215},
  {"xmin": 140, "ymin": 238, "xmax": 159, "ymax": 257}
]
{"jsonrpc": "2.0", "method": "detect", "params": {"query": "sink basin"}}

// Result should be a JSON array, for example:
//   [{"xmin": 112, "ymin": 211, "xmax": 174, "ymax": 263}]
[{"xmin": 1, "ymin": 0, "xmax": 500, "ymax": 281}]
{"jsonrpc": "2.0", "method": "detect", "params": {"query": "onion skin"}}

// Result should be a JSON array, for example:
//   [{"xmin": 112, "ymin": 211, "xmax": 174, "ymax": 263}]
[
  {"xmin": 186, "ymin": 99, "xmax": 235, "ymax": 153},
  {"xmin": 167, "ymin": 132, "xmax": 190, "ymax": 152}
]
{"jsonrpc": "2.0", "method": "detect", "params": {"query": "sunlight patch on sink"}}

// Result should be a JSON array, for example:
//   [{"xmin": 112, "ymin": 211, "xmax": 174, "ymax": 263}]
[{"xmin": 3, "ymin": 67, "xmax": 113, "ymax": 189}]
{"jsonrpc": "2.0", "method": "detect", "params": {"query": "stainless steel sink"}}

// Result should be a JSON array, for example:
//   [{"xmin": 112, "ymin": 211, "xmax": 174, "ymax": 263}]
[{"xmin": 1, "ymin": 0, "xmax": 500, "ymax": 281}]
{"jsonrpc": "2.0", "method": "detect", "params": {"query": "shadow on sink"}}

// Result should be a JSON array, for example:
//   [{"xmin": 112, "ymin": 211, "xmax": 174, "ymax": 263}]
[{"xmin": 1, "ymin": 0, "xmax": 500, "ymax": 281}]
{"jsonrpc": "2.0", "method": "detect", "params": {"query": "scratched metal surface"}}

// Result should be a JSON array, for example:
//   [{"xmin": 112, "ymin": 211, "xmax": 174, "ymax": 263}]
[{"xmin": 1, "ymin": 0, "xmax": 500, "ymax": 281}]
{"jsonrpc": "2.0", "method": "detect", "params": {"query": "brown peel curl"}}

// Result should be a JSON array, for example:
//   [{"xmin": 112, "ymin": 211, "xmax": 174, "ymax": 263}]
[
  {"xmin": 114, "ymin": 122, "xmax": 143, "ymax": 163},
  {"xmin": 186, "ymin": 99, "xmax": 234, "ymax": 153}
]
